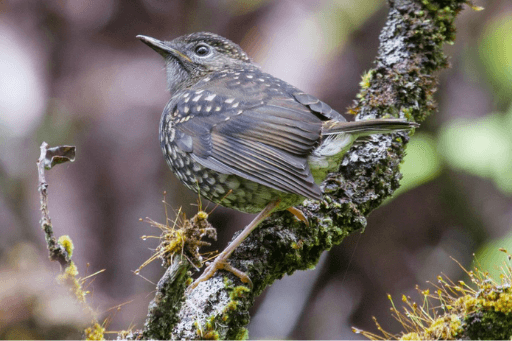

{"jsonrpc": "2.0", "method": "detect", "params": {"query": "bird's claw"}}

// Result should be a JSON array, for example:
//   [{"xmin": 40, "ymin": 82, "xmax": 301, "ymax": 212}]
[
  {"xmin": 187, "ymin": 258, "xmax": 252, "ymax": 293},
  {"xmin": 287, "ymin": 206, "xmax": 309, "ymax": 226}
]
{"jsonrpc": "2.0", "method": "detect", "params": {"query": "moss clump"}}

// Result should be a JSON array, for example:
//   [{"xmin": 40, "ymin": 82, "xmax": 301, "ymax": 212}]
[
  {"xmin": 58, "ymin": 235, "xmax": 74, "ymax": 257},
  {"xmin": 192, "ymin": 280, "xmax": 251, "ymax": 340},
  {"xmin": 137, "ymin": 208, "xmax": 216, "ymax": 272},
  {"xmin": 84, "ymin": 322, "xmax": 105, "ymax": 341},
  {"xmin": 223, "ymin": 285, "xmax": 251, "ymax": 335},
  {"xmin": 58, "ymin": 261, "xmax": 85, "ymax": 303},
  {"xmin": 356, "ymin": 250, "xmax": 512, "ymax": 340},
  {"xmin": 465, "ymin": 310, "xmax": 512, "ymax": 340}
]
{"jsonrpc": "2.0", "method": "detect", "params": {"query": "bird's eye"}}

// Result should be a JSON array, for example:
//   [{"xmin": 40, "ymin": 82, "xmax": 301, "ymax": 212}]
[{"xmin": 194, "ymin": 44, "xmax": 211, "ymax": 57}]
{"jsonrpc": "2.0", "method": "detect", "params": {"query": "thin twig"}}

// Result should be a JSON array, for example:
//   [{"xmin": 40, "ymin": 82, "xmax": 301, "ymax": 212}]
[{"xmin": 37, "ymin": 142, "xmax": 75, "ymax": 267}]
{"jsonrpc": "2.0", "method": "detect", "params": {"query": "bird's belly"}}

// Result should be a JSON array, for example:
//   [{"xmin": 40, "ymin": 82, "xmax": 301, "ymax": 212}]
[{"xmin": 163, "ymin": 147, "xmax": 304, "ymax": 213}]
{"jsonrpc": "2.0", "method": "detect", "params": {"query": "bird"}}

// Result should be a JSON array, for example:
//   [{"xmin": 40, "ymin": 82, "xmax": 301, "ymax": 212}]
[{"xmin": 137, "ymin": 32, "xmax": 418, "ymax": 289}]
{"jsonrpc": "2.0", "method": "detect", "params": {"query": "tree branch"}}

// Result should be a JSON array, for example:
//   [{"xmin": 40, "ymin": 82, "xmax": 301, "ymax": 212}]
[
  {"xmin": 37, "ymin": 142, "xmax": 76, "ymax": 267},
  {"xmin": 137, "ymin": 0, "xmax": 468, "ymax": 339}
]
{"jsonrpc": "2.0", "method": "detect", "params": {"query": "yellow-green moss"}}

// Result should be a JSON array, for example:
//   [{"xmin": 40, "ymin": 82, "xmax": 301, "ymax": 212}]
[
  {"xmin": 58, "ymin": 235, "xmax": 74, "ymax": 257},
  {"xmin": 359, "ymin": 250, "xmax": 512, "ymax": 340},
  {"xmin": 84, "ymin": 322, "xmax": 105, "ymax": 340}
]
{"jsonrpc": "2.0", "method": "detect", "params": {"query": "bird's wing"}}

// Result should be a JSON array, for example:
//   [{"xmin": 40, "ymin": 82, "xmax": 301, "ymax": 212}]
[{"xmin": 165, "ymin": 70, "xmax": 338, "ymax": 199}]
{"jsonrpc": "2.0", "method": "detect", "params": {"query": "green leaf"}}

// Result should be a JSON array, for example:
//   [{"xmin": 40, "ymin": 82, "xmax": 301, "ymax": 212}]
[
  {"xmin": 438, "ymin": 113, "xmax": 512, "ymax": 194},
  {"xmin": 388, "ymin": 132, "xmax": 442, "ymax": 201}
]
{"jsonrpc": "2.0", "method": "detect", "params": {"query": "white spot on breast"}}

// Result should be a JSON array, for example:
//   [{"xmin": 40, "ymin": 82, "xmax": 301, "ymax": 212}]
[
  {"xmin": 183, "ymin": 106, "xmax": 189, "ymax": 113},
  {"xmin": 232, "ymin": 102, "xmax": 239, "ymax": 108},
  {"xmin": 225, "ymin": 98, "xmax": 235, "ymax": 104},
  {"xmin": 206, "ymin": 106, "xmax": 212, "ymax": 112},
  {"xmin": 246, "ymin": 75, "xmax": 253, "ymax": 79},
  {"xmin": 192, "ymin": 95, "xmax": 202, "ymax": 102},
  {"xmin": 215, "ymin": 106, "xmax": 221, "ymax": 111},
  {"xmin": 196, "ymin": 105, "xmax": 202, "ymax": 111},
  {"xmin": 205, "ymin": 94, "xmax": 216, "ymax": 101},
  {"xmin": 195, "ymin": 89, "xmax": 205, "ymax": 94}
]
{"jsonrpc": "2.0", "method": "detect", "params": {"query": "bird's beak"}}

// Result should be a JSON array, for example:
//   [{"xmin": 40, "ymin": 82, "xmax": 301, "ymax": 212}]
[{"xmin": 136, "ymin": 35, "xmax": 192, "ymax": 62}]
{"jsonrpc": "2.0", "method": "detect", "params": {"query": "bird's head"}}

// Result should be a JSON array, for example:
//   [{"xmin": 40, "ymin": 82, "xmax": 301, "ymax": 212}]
[{"xmin": 137, "ymin": 32, "xmax": 253, "ymax": 93}]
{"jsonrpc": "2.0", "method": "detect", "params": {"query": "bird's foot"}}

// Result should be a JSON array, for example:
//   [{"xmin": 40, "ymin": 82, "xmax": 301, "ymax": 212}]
[
  {"xmin": 187, "ymin": 257, "xmax": 252, "ymax": 292},
  {"xmin": 287, "ymin": 206, "xmax": 309, "ymax": 226},
  {"xmin": 186, "ymin": 199, "xmax": 280, "ymax": 293}
]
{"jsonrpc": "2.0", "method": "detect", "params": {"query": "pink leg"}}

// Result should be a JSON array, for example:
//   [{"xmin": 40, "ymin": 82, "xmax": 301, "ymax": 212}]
[{"xmin": 188, "ymin": 200, "xmax": 281, "ymax": 291}]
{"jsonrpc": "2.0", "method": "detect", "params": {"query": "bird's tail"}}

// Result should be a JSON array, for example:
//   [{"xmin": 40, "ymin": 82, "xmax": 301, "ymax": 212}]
[{"xmin": 322, "ymin": 118, "xmax": 419, "ymax": 136}]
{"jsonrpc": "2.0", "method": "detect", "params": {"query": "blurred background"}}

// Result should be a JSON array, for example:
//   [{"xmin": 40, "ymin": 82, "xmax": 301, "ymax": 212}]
[{"xmin": 0, "ymin": 0, "xmax": 511, "ymax": 339}]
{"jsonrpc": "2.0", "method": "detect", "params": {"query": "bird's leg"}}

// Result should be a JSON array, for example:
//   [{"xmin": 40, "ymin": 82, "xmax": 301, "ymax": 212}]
[
  {"xmin": 188, "ymin": 199, "xmax": 281, "ymax": 291},
  {"xmin": 287, "ymin": 206, "xmax": 309, "ymax": 226}
]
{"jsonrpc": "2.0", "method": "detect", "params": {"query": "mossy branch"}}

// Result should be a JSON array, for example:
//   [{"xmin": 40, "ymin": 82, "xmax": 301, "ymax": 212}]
[{"xmin": 138, "ymin": 0, "xmax": 470, "ymax": 339}]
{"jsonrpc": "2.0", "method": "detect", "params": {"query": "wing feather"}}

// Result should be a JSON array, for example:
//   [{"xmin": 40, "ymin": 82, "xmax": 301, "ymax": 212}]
[{"xmin": 168, "ymin": 69, "xmax": 341, "ymax": 200}]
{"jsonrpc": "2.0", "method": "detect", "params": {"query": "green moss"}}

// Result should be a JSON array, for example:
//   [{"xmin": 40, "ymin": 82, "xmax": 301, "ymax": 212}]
[
  {"xmin": 58, "ymin": 235, "xmax": 74, "ymax": 258},
  {"xmin": 84, "ymin": 322, "xmax": 105, "ymax": 341},
  {"xmin": 230, "ymin": 285, "xmax": 250, "ymax": 300},
  {"xmin": 233, "ymin": 327, "xmax": 249, "ymax": 340},
  {"xmin": 202, "ymin": 330, "xmax": 220, "ymax": 340},
  {"xmin": 192, "ymin": 282, "xmax": 252, "ymax": 340},
  {"xmin": 466, "ymin": 310, "xmax": 512, "ymax": 340}
]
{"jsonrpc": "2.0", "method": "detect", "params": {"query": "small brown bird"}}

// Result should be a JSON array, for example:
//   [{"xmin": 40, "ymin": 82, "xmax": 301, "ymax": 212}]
[{"xmin": 137, "ymin": 32, "xmax": 418, "ymax": 289}]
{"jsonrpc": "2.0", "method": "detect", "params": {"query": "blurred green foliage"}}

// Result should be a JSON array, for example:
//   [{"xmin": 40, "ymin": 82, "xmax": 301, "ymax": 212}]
[
  {"xmin": 438, "ymin": 107, "xmax": 512, "ymax": 194},
  {"xmin": 475, "ymin": 235, "xmax": 512, "ymax": 281},
  {"xmin": 394, "ymin": 15, "xmax": 512, "ymax": 277},
  {"xmin": 397, "ymin": 15, "xmax": 512, "ymax": 199},
  {"xmin": 317, "ymin": 0, "xmax": 384, "ymax": 57},
  {"xmin": 480, "ymin": 15, "xmax": 512, "ymax": 103},
  {"xmin": 393, "ymin": 132, "xmax": 442, "ymax": 198}
]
